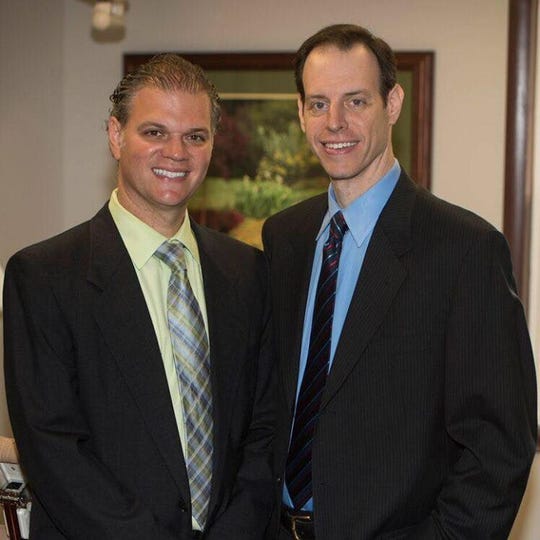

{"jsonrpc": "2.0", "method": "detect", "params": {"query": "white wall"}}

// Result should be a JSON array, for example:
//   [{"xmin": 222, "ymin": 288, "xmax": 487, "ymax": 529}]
[
  {"xmin": 0, "ymin": 0, "xmax": 510, "ymax": 260},
  {"xmin": 0, "ymin": 0, "xmax": 64, "ymax": 266},
  {"xmin": 0, "ymin": 0, "xmax": 65, "ymax": 437},
  {"xmin": 60, "ymin": 0, "xmax": 509, "ymax": 232}
]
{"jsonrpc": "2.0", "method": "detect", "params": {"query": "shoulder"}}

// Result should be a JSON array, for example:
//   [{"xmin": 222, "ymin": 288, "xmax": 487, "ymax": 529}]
[
  {"xmin": 3, "ymin": 218, "xmax": 98, "ymax": 313},
  {"xmin": 262, "ymin": 193, "xmax": 327, "ymax": 252},
  {"xmin": 387, "ymin": 172, "xmax": 497, "ymax": 239},
  {"xmin": 412, "ymin": 186, "xmax": 499, "ymax": 242},
  {"xmin": 6, "ymin": 205, "xmax": 116, "ymax": 277},
  {"xmin": 400, "ymin": 183, "xmax": 513, "ymax": 278},
  {"xmin": 6, "ymin": 219, "xmax": 92, "ymax": 279},
  {"xmin": 264, "ymin": 193, "xmax": 327, "ymax": 231}
]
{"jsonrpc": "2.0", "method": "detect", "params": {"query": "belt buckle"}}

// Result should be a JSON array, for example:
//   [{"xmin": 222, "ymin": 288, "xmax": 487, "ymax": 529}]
[{"xmin": 290, "ymin": 512, "xmax": 312, "ymax": 540}]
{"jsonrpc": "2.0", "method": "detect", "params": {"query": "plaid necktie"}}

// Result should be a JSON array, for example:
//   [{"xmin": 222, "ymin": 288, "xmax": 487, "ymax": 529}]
[
  {"xmin": 154, "ymin": 241, "xmax": 213, "ymax": 528},
  {"xmin": 285, "ymin": 211, "xmax": 348, "ymax": 509}
]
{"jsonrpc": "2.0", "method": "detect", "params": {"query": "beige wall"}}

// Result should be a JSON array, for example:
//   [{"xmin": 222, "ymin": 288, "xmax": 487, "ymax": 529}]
[
  {"xmin": 0, "ymin": 0, "xmax": 65, "ymax": 436},
  {"xmin": 0, "ymin": 0, "xmax": 64, "ymax": 268},
  {"xmin": 511, "ymin": 455, "xmax": 540, "ymax": 538},
  {"xmin": 59, "ymin": 0, "xmax": 509, "ymax": 232},
  {"xmin": 2, "ymin": 0, "xmax": 539, "ymax": 536},
  {"xmin": 0, "ymin": 0, "xmax": 510, "ymax": 259}
]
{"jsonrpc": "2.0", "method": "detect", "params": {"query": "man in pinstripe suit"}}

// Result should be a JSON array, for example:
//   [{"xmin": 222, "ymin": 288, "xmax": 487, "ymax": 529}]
[{"xmin": 263, "ymin": 24, "xmax": 536, "ymax": 539}]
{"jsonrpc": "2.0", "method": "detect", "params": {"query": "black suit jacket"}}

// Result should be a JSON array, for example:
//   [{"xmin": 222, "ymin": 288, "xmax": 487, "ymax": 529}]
[
  {"xmin": 262, "ymin": 172, "xmax": 536, "ymax": 539},
  {"xmin": 3, "ymin": 205, "xmax": 275, "ymax": 540}
]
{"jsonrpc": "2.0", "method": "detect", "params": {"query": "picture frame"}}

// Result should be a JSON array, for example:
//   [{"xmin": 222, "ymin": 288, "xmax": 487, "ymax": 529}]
[{"xmin": 124, "ymin": 51, "xmax": 434, "ymax": 247}]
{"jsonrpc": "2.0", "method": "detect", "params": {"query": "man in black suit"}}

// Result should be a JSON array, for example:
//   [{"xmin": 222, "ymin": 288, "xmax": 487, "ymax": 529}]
[
  {"xmin": 263, "ymin": 24, "xmax": 536, "ymax": 539},
  {"xmin": 4, "ymin": 54, "xmax": 274, "ymax": 539}
]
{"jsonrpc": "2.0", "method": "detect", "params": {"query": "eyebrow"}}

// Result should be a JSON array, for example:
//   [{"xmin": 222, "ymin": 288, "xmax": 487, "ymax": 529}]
[
  {"xmin": 306, "ymin": 89, "xmax": 372, "ymax": 100},
  {"xmin": 137, "ymin": 122, "xmax": 210, "ymax": 134},
  {"xmin": 137, "ymin": 121, "xmax": 167, "ymax": 130},
  {"xmin": 185, "ymin": 127, "xmax": 211, "ymax": 135}
]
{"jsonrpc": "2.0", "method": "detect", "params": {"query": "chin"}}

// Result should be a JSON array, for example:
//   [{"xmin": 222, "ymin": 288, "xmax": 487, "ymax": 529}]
[
  {"xmin": 328, "ymin": 171, "xmax": 360, "ymax": 181},
  {"xmin": 156, "ymin": 189, "xmax": 190, "ymax": 204}
]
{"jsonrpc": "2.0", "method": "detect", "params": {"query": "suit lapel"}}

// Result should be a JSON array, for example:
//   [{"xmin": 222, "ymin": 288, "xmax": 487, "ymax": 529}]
[
  {"xmin": 322, "ymin": 173, "xmax": 417, "ymax": 408},
  {"xmin": 87, "ymin": 206, "xmax": 190, "ymax": 498}
]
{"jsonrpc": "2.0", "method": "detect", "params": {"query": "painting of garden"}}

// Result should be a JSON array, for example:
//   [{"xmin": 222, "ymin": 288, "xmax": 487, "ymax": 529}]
[{"xmin": 189, "ymin": 97, "xmax": 328, "ymax": 248}]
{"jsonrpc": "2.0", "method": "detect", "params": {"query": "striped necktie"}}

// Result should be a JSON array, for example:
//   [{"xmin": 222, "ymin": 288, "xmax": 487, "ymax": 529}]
[
  {"xmin": 154, "ymin": 240, "xmax": 213, "ymax": 528},
  {"xmin": 285, "ymin": 211, "xmax": 348, "ymax": 510}
]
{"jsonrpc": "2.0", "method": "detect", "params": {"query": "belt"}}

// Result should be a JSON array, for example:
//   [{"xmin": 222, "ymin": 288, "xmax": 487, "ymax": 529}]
[{"xmin": 281, "ymin": 507, "xmax": 315, "ymax": 540}]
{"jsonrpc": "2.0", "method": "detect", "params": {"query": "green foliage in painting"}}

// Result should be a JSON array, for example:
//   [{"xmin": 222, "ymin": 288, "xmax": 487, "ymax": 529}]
[
  {"xmin": 208, "ymin": 99, "xmax": 324, "ymax": 183},
  {"xmin": 254, "ymin": 122, "xmax": 321, "ymax": 185},
  {"xmin": 204, "ymin": 98, "xmax": 327, "ymax": 221},
  {"xmin": 233, "ymin": 176, "xmax": 299, "ymax": 219}
]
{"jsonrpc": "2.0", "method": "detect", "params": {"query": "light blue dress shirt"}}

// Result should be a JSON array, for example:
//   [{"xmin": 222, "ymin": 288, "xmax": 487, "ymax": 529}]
[{"xmin": 284, "ymin": 160, "xmax": 401, "ymax": 511}]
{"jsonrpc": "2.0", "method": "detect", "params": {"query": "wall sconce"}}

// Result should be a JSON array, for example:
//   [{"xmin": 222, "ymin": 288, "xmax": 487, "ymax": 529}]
[{"xmin": 92, "ymin": 1, "xmax": 126, "ymax": 32}]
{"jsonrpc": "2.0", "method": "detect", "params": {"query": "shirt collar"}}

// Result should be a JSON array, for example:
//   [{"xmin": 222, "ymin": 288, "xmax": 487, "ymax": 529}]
[
  {"xmin": 108, "ymin": 189, "xmax": 200, "ymax": 270},
  {"xmin": 317, "ymin": 160, "xmax": 401, "ymax": 247}
]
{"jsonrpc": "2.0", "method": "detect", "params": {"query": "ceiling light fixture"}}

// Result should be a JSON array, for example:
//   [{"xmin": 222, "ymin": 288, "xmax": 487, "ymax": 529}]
[{"xmin": 92, "ymin": 1, "xmax": 126, "ymax": 32}]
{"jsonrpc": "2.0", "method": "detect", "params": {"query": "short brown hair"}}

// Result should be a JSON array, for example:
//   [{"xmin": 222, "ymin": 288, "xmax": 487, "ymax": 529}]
[
  {"xmin": 109, "ymin": 53, "xmax": 221, "ymax": 130},
  {"xmin": 295, "ymin": 24, "xmax": 397, "ymax": 106}
]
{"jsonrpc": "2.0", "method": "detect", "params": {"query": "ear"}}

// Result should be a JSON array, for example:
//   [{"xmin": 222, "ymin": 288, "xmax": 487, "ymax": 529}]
[
  {"xmin": 297, "ymin": 95, "xmax": 306, "ymax": 133},
  {"xmin": 386, "ymin": 83, "xmax": 404, "ymax": 126},
  {"xmin": 107, "ymin": 116, "xmax": 123, "ymax": 160}
]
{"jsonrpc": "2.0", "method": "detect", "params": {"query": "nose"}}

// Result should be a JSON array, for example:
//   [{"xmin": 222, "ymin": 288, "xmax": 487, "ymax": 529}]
[
  {"xmin": 327, "ymin": 102, "xmax": 348, "ymax": 132},
  {"xmin": 162, "ymin": 136, "xmax": 187, "ymax": 161}
]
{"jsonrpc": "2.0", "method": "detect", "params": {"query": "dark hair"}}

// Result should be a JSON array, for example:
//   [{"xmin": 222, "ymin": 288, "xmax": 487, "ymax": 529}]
[
  {"xmin": 109, "ymin": 53, "xmax": 221, "ymax": 130},
  {"xmin": 295, "ymin": 24, "xmax": 397, "ymax": 106}
]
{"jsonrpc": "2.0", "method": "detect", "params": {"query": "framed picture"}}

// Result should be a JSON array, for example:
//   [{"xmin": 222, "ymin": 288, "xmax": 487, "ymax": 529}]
[{"xmin": 124, "ymin": 51, "xmax": 434, "ymax": 247}]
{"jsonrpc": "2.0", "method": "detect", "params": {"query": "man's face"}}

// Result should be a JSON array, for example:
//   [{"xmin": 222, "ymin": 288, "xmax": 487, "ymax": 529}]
[
  {"xmin": 298, "ymin": 44, "xmax": 403, "ymax": 193},
  {"xmin": 108, "ymin": 86, "xmax": 214, "ymax": 226}
]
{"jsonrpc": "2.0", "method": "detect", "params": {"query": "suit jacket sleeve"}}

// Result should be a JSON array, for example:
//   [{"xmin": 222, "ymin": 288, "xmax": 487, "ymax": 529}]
[
  {"xmin": 204, "ymin": 250, "xmax": 276, "ymax": 540},
  {"xmin": 414, "ymin": 229, "xmax": 537, "ymax": 539},
  {"xmin": 3, "ymin": 252, "xmax": 178, "ymax": 540}
]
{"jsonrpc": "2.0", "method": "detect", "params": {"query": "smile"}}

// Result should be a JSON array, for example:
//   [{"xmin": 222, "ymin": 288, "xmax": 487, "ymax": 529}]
[
  {"xmin": 152, "ymin": 168, "xmax": 187, "ymax": 179},
  {"xmin": 323, "ymin": 141, "xmax": 357, "ymax": 150}
]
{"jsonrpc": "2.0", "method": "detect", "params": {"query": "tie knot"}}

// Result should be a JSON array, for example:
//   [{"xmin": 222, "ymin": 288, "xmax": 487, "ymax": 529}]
[
  {"xmin": 154, "ymin": 241, "xmax": 187, "ymax": 274},
  {"xmin": 328, "ymin": 211, "xmax": 348, "ymax": 244}
]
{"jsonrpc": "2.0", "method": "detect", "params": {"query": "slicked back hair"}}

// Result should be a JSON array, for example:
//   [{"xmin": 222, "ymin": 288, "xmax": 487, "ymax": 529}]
[{"xmin": 109, "ymin": 53, "xmax": 221, "ymax": 131}]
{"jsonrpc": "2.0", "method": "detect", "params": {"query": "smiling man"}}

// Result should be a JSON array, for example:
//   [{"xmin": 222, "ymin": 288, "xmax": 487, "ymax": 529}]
[
  {"xmin": 4, "ymin": 54, "xmax": 275, "ymax": 540},
  {"xmin": 262, "ymin": 24, "xmax": 536, "ymax": 539}
]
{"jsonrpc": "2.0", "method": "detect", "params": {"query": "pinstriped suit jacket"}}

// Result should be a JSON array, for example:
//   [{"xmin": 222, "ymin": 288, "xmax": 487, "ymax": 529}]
[{"xmin": 262, "ymin": 171, "xmax": 536, "ymax": 539}]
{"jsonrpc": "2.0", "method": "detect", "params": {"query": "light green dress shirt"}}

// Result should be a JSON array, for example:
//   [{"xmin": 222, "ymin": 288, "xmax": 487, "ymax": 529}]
[{"xmin": 109, "ymin": 189, "xmax": 209, "ymax": 530}]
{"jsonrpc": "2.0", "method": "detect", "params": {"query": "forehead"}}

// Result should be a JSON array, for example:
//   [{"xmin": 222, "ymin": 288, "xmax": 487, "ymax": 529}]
[
  {"xmin": 302, "ymin": 44, "xmax": 381, "ymax": 95},
  {"xmin": 128, "ymin": 86, "xmax": 212, "ymax": 125}
]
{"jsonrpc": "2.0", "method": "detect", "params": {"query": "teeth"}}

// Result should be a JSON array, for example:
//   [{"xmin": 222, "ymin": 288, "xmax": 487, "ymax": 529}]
[
  {"xmin": 325, "ymin": 142, "xmax": 356, "ymax": 149},
  {"xmin": 153, "ymin": 168, "xmax": 187, "ymax": 178}
]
